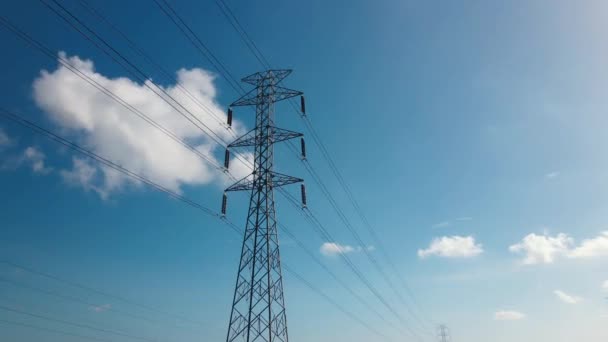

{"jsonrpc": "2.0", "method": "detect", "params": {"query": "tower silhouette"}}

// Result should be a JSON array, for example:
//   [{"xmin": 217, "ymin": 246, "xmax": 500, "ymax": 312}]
[{"xmin": 223, "ymin": 70, "xmax": 304, "ymax": 342}]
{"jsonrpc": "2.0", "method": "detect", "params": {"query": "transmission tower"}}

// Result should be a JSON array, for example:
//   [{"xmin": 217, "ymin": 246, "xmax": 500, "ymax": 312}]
[
  {"xmin": 222, "ymin": 69, "xmax": 306, "ymax": 342},
  {"xmin": 438, "ymin": 324, "xmax": 450, "ymax": 342}
]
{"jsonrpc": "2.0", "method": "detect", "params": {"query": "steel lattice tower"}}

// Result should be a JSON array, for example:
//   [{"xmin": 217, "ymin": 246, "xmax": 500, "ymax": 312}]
[
  {"xmin": 224, "ymin": 70, "xmax": 304, "ymax": 342},
  {"xmin": 438, "ymin": 324, "xmax": 450, "ymax": 342}
]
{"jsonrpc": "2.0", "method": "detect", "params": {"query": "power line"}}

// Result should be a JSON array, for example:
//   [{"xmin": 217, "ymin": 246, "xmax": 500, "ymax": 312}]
[
  {"xmin": 147, "ymin": 3, "xmax": 429, "ymax": 334},
  {"xmin": 62, "ymin": 0, "xmax": 258, "ymax": 174},
  {"xmin": 277, "ymin": 222, "xmax": 401, "ymax": 333},
  {"xmin": 277, "ymin": 144, "xmax": 429, "ymax": 338},
  {"xmin": 2, "ymin": 6, "xmax": 249, "ymax": 199},
  {"xmin": 222, "ymin": 70, "xmax": 303, "ymax": 342},
  {"xmin": 40, "ymin": 0, "xmax": 260, "ymax": 186},
  {"xmin": 6, "ymin": 4, "xmax": 429, "ymax": 338},
  {"xmin": 0, "ymin": 276, "xmax": 160, "ymax": 325},
  {"xmin": 213, "ymin": 0, "xmax": 271, "ymax": 69},
  {"xmin": 5, "ymin": 5, "xmax": 405, "ymax": 327},
  {"xmin": 282, "ymin": 264, "xmax": 389, "ymax": 340},
  {"xmin": 0, "ymin": 318, "xmax": 113, "ymax": 342},
  {"xmin": 1, "ymin": 10, "xmax": 258, "ymax": 200},
  {"xmin": 29, "ymin": 8, "xmax": 418, "ymax": 334},
  {"xmin": 39, "ymin": 0, "xmax": 235, "ymax": 153},
  {"xmin": 76, "ymin": 0, "xmax": 237, "ymax": 136},
  {"xmin": 210, "ymin": 0, "xmax": 436, "ymax": 331},
  {"xmin": 151, "ymin": 0, "xmax": 244, "ymax": 94},
  {"xmin": 0, "ymin": 108, "xmax": 388, "ymax": 340},
  {"xmin": 300, "ymin": 112, "xmax": 436, "ymax": 330},
  {"xmin": 278, "ymin": 191, "xmax": 424, "ymax": 341},
  {"xmin": 0, "ymin": 18, "xmax": 396, "ymax": 337},
  {"xmin": 0, "ymin": 107, "xmax": 219, "ymax": 218},
  {"xmin": 0, "ymin": 15, "xmax": 224, "ymax": 172},
  {"xmin": 0, "ymin": 264, "xmax": 200, "ymax": 326},
  {"xmin": 0, "ymin": 305, "xmax": 159, "ymax": 342},
  {"xmin": 150, "ymin": 2, "xmax": 428, "ymax": 335}
]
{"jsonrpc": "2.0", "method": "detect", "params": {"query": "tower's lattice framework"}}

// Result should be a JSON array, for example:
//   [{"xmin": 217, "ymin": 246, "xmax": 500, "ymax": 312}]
[
  {"xmin": 438, "ymin": 324, "xmax": 450, "ymax": 342},
  {"xmin": 224, "ymin": 70, "xmax": 304, "ymax": 342}
]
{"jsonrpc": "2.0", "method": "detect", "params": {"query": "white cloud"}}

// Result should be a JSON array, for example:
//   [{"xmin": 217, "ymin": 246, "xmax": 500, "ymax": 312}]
[
  {"xmin": 320, "ymin": 242, "xmax": 355, "ymax": 256},
  {"xmin": 319, "ymin": 242, "xmax": 374, "ymax": 256},
  {"xmin": 455, "ymin": 217, "xmax": 473, "ymax": 221},
  {"xmin": 603, "ymin": 280, "xmax": 608, "ymax": 292},
  {"xmin": 1, "ymin": 145, "xmax": 52, "ymax": 173},
  {"xmin": 22, "ymin": 146, "xmax": 52, "ymax": 174},
  {"xmin": 61, "ymin": 157, "xmax": 108, "ymax": 198},
  {"xmin": 510, "ymin": 231, "xmax": 608, "ymax": 264},
  {"xmin": 432, "ymin": 217, "xmax": 472, "ymax": 228},
  {"xmin": 432, "ymin": 221, "xmax": 450, "ymax": 228},
  {"xmin": 545, "ymin": 171, "xmax": 560, "ymax": 179},
  {"xmin": 0, "ymin": 128, "xmax": 11, "ymax": 148},
  {"xmin": 554, "ymin": 290, "xmax": 582, "ymax": 304},
  {"xmin": 494, "ymin": 310, "xmax": 525, "ymax": 321},
  {"xmin": 568, "ymin": 231, "xmax": 608, "ymax": 258},
  {"xmin": 32, "ymin": 52, "xmax": 249, "ymax": 198},
  {"xmin": 90, "ymin": 304, "xmax": 111, "ymax": 313},
  {"xmin": 418, "ymin": 236, "xmax": 483, "ymax": 258},
  {"xmin": 509, "ymin": 233, "xmax": 573, "ymax": 265}
]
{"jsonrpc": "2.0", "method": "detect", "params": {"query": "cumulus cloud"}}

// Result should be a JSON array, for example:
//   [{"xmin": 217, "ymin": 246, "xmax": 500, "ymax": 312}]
[
  {"xmin": 568, "ymin": 231, "xmax": 608, "ymax": 258},
  {"xmin": 510, "ymin": 231, "xmax": 608, "ymax": 264},
  {"xmin": 494, "ymin": 310, "xmax": 525, "ymax": 321},
  {"xmin": 417, "ymin": 236, "xmax": 483, "ymax": 258},
  {"xmin": 32, "ymin": 52, "xmax": 249, "ymax": 198},
  {"xmin": 509, "ymin": 233, "xmax": 573, "ymax": 265},
  {"xmin": 319, "ymin": 242, "xmax": 374, "ymax": 256},
  {"xmin": 554, "ymin": 290, "xmax": 582, "ymax": 304}
]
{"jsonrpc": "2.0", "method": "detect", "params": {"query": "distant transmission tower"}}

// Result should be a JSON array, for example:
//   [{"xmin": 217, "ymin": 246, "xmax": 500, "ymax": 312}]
[
  {"xmin": 438, "ymin": 324, "xmax": 450, "ymax": 342},
  {"xmin": 222, "ymin": 70, "xmax": 306, "ymax": 342}
]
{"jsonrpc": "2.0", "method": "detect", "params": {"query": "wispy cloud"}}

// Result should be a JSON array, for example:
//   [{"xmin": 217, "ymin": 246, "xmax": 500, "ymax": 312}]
[
  {"xmin": 418, "ymin": 236, "xmax": 483, "ymax": 259},
  {"xmin": 545, "ymin": 171, "xmax": 560, "ymax": 179},
  {"xmin": 90, "ymin": 304, "xmax": 111, "ymax": 313},
  {"xmin": 320, "ymin": 242, "xmax": 354, "ymax": 256},
  {"xmin": 510, "ymin": 231, "xmax": 608, "ymax": 264},
  {"xmin": 61, "ymin": 157, "xmax": 107, "ymax": 199},
  {"xmin": 0, "ymin": 127, "xmax": 11, "ymax": 148},
  {"xmin": 455, "ymin": 217, "xmax": 473, "ymax": 221},
  {"xmin": 432, "ymin": 217, "xmax": 473, "ymax": 228},
  {"xmin": 432, "ymin": 221, "xmax": 451, "ymax": 228},
  {"xmin": 494, "ymin": 310, "xmax": 525, "ymax": 321},
  {"xmin": 1, "ymin": 145, "xmax": 53, "ymax": 174},
  {"xmin": 603, "ymin": 280, "xmax": 608, "ymax": 292},
  {"xmin": 22, "ymin": 146, "xmax": 52, "ymax": 174},
  {"xmin": 554, "ymin": 290, "xmax": 582, "ymax": 304},
  {"xmin": 320, "ymin": 242, "xmax": 374, "ymax": 257}
]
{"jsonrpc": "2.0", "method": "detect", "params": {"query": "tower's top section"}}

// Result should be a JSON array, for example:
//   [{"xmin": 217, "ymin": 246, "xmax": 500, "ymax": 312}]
[
  {"xmin": 231, "ymin": 69, "xmax": 302, "ymax": 107},
  {"xmin": 241, "ymin": 69, "xmax": 292, "ymax": 85}
]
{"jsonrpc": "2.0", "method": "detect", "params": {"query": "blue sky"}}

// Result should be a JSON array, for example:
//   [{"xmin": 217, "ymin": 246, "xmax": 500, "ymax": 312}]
[{"xmin": 1, "ymin": 0, "xmax": 608, "ymax": 341}]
